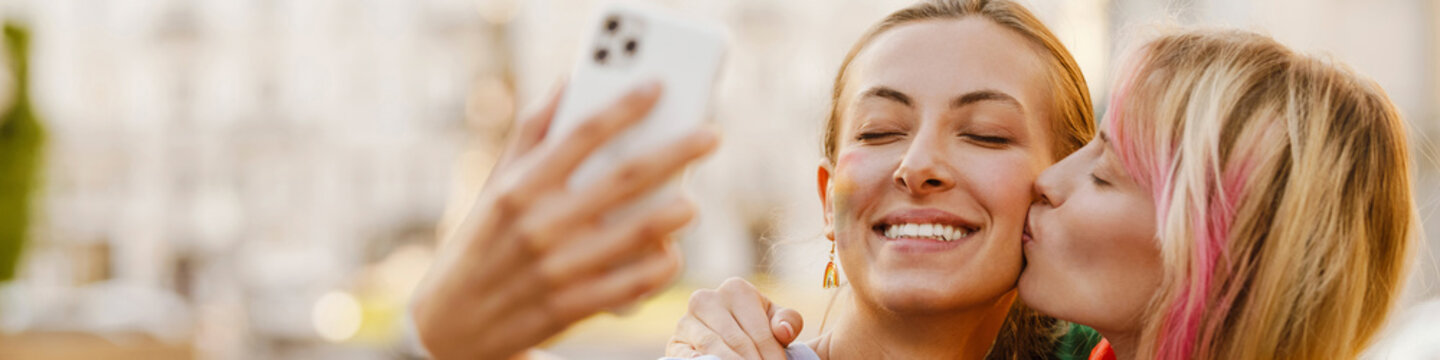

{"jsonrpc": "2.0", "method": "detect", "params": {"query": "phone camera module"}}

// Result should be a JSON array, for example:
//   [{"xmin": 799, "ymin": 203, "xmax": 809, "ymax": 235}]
[
  {"xmin": 594, "ymin": 48, "xmax": 609, "ymax": 64},
  {"xmin": 591, "ymin": 13, "xmax": 643, "ymax": 69}
]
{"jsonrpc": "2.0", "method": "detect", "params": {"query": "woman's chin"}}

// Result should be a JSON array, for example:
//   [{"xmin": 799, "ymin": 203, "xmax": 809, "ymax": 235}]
[
  {"xmin": 861, "ymin": 275, "xmax": 1013, "ymax": 315},
  {"xmin": 1015, "ymin": 272, "xmax": 1048, "ymax": 310}
]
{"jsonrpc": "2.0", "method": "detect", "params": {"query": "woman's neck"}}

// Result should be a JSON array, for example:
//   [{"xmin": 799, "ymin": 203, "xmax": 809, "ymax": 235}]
[
  {"xmin": 1099, "ymin": 330, "xmax": 1140, "ymax": 360},
  {"xmin": 812, "ymin": 290, "xmax": 1016, "ymax": 360}
]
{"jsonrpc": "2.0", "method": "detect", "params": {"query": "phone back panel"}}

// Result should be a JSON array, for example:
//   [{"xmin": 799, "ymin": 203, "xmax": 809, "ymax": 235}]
[{"xmin": 549, "ymin": 2, "xmax": 727, "ymax": 190}]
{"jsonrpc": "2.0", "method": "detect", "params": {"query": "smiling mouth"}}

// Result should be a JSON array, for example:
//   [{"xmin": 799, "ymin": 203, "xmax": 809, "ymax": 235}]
[{"xmin": 872, "ymin": 223, "xmax": 977, "ymax": 242}]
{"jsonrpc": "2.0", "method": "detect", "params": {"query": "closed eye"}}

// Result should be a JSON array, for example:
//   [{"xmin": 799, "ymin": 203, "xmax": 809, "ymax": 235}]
[
  {"xmin": 1091, "ymin": 173, "xmax": 1111, "ymax": 187},
  {"xmin": 963, "ymin": 134, "xmax": 1011, "ymax": 145},
  {"xmin": 856, "ymin": 131, "xmax": 904, "ymax": 142}
]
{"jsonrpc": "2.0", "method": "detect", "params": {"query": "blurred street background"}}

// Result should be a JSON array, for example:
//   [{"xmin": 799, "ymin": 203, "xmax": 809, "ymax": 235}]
[{"xmin": 0, "ymin": 0, "xmax": 1436, "ymax": 359}]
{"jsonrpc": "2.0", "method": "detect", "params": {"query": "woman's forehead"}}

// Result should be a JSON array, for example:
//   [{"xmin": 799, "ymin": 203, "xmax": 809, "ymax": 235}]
[{"xmin": 842, "ymin": 18, "xmax": 1052, "ymax": 113}]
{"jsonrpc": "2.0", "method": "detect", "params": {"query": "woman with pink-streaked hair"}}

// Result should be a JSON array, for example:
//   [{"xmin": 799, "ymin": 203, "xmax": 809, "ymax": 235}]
[{"xmin": 1020, "ymin": 28, "xmax": 1415, "ymax": 359}]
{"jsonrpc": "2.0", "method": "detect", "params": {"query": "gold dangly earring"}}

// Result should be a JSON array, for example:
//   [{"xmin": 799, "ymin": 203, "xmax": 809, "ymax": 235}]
[{"xmin": 823, "ymin": 241, "xmax": 839, "ymax": 288}]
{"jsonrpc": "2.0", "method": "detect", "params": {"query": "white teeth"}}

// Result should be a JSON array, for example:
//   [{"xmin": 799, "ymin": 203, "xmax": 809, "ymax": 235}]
[{"xmin": 883, "ymin": 223, "xmax": 971, "ymax": 241}]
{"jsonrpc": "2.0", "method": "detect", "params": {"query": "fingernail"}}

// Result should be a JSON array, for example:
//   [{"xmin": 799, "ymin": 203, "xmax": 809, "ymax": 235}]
[
  {"xmin": 780, "ymin": 320, "xmax": 796, "ymax": 340},
  {"xmin": 671, "ymin": 196, "xmax": 694, "ymax": 212}
]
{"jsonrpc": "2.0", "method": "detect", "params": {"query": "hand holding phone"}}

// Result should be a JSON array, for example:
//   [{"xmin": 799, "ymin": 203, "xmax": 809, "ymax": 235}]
[
  {"xmin": 412, "ymin": 78, "xmax": 720, "ymax": 360},
  {"xmin": 410, "ymin": 4, "xmax": 728, "ymax": 360}
]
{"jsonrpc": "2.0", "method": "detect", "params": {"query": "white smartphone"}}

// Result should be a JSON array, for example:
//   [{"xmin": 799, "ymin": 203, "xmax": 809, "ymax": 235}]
[{"xmin": 548, "ymin": 2, "xmax": 728, "ymax": 211}]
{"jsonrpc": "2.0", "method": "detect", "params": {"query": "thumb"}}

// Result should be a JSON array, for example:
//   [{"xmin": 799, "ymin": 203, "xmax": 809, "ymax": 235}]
[{"xmin": 768, "ymin": 307, "xmax": 804, "ymax": 346}]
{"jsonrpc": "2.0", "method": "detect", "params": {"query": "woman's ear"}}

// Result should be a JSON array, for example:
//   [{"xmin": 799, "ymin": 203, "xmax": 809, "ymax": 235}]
[{"xmin": 818, "ymin": 159, "xmax": 835, "ymax": 241}]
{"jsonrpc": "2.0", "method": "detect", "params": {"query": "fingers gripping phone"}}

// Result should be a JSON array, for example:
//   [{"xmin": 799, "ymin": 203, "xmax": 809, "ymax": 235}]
[{"xmin": 548, "ymin": 2, "xmax": 728, "ymax": 213}]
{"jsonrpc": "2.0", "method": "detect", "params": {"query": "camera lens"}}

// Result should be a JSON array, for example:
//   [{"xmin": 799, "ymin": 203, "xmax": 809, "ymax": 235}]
[
  {"xmin": 594, "ymin": 48, "xmax": 609, "ymax": 63},
  {"xmin": 605, "ymin": 16, "xmax": 620, "ymax": 33},
  {"xmin": 624, "ymin": 39, "xmax": 638, "ymax": 54}
]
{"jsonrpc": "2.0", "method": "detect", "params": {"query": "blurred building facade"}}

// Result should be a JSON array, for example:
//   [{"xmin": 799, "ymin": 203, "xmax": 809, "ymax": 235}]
[{"xmin": 5, "ymin": 0, "xmax": 494, "ymax": 358}]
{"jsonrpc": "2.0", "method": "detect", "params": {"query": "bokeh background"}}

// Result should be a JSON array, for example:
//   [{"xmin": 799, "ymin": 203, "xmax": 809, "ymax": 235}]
[{"xmin": 0, "ymin": 0, "xmax": 1437, "ymax": 359}]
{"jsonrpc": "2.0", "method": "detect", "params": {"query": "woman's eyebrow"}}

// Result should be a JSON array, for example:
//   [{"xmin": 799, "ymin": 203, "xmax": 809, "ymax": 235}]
[
  {"xmin": 860, "ymin": 86, "xmax": 913, "ymax": 107},
  {"xmin": 950, "ymin": 90, "xmax": 1023, "ymax": 113},
  {"xmin": 1094, "ymin": 132, "xmax": 1128, "ymax": 179},
  {"xmin": 858, "ymin": 87, "xmax": 1023, "ymax": 114},
  {"xmin": 1097, "ymin": 132, "xmax": 1117, "ymax": 160}
]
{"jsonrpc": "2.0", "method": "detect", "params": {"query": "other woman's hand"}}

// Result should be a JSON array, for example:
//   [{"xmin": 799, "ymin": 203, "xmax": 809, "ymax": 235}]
[{"xmin": 665, "ymin": 277, "xmax": 806, "ymax": 360}]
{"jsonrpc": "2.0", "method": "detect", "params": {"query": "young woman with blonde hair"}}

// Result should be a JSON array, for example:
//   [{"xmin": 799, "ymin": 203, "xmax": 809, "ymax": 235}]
[
  {"xmin": 671, "ymin": 0, "xmax": 1104, "ymax": 358},
  {"xmin": 1021, "ymin": 28, "xmax": 1415, "ymax": 359},
  {"xmin": 671, "ymin": 26, "xmax": 1415, "ymax": 360}
]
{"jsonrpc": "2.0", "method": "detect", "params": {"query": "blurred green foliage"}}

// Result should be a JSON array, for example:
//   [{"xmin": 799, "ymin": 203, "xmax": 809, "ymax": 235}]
[{"xmin": 0, "ymin": 23, "xmax": 44, "ymax": 281}]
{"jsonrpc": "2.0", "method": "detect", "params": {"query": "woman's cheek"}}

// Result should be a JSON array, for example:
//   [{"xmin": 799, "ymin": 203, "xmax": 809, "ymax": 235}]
[
  {"xmin": 830, "ymin": 150, "xmax": 875, "ymax": 233},
  {"xmin": 972, "ymin": 154, "xmax": 1042, "ymax": 213},
  {"xmin": 833, "ymin": 148, "xmax": 907, "ymax": 232},
  {"xmin": 1060, "ymin": 192, "xmax": 1128, "ymax": 265}
]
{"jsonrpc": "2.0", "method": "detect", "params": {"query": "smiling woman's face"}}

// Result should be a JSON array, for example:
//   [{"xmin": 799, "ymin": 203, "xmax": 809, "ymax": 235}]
[{"xmin": 821, "ymin": 18, "xmax": 1056, "ymax": 312}]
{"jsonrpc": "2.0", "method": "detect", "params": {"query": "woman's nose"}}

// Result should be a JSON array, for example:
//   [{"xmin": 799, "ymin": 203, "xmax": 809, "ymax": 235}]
[
  {"xmin": 1033, "ymin": 175, "xmax": 1056, "ymax": 207},
  {"xmin": 1033, "ymin": 156, "xmax": 1069, "ymax": 208},
  {"xmin": 893, "ymin": 135, "xmax": 956, "ymax": 196}
]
